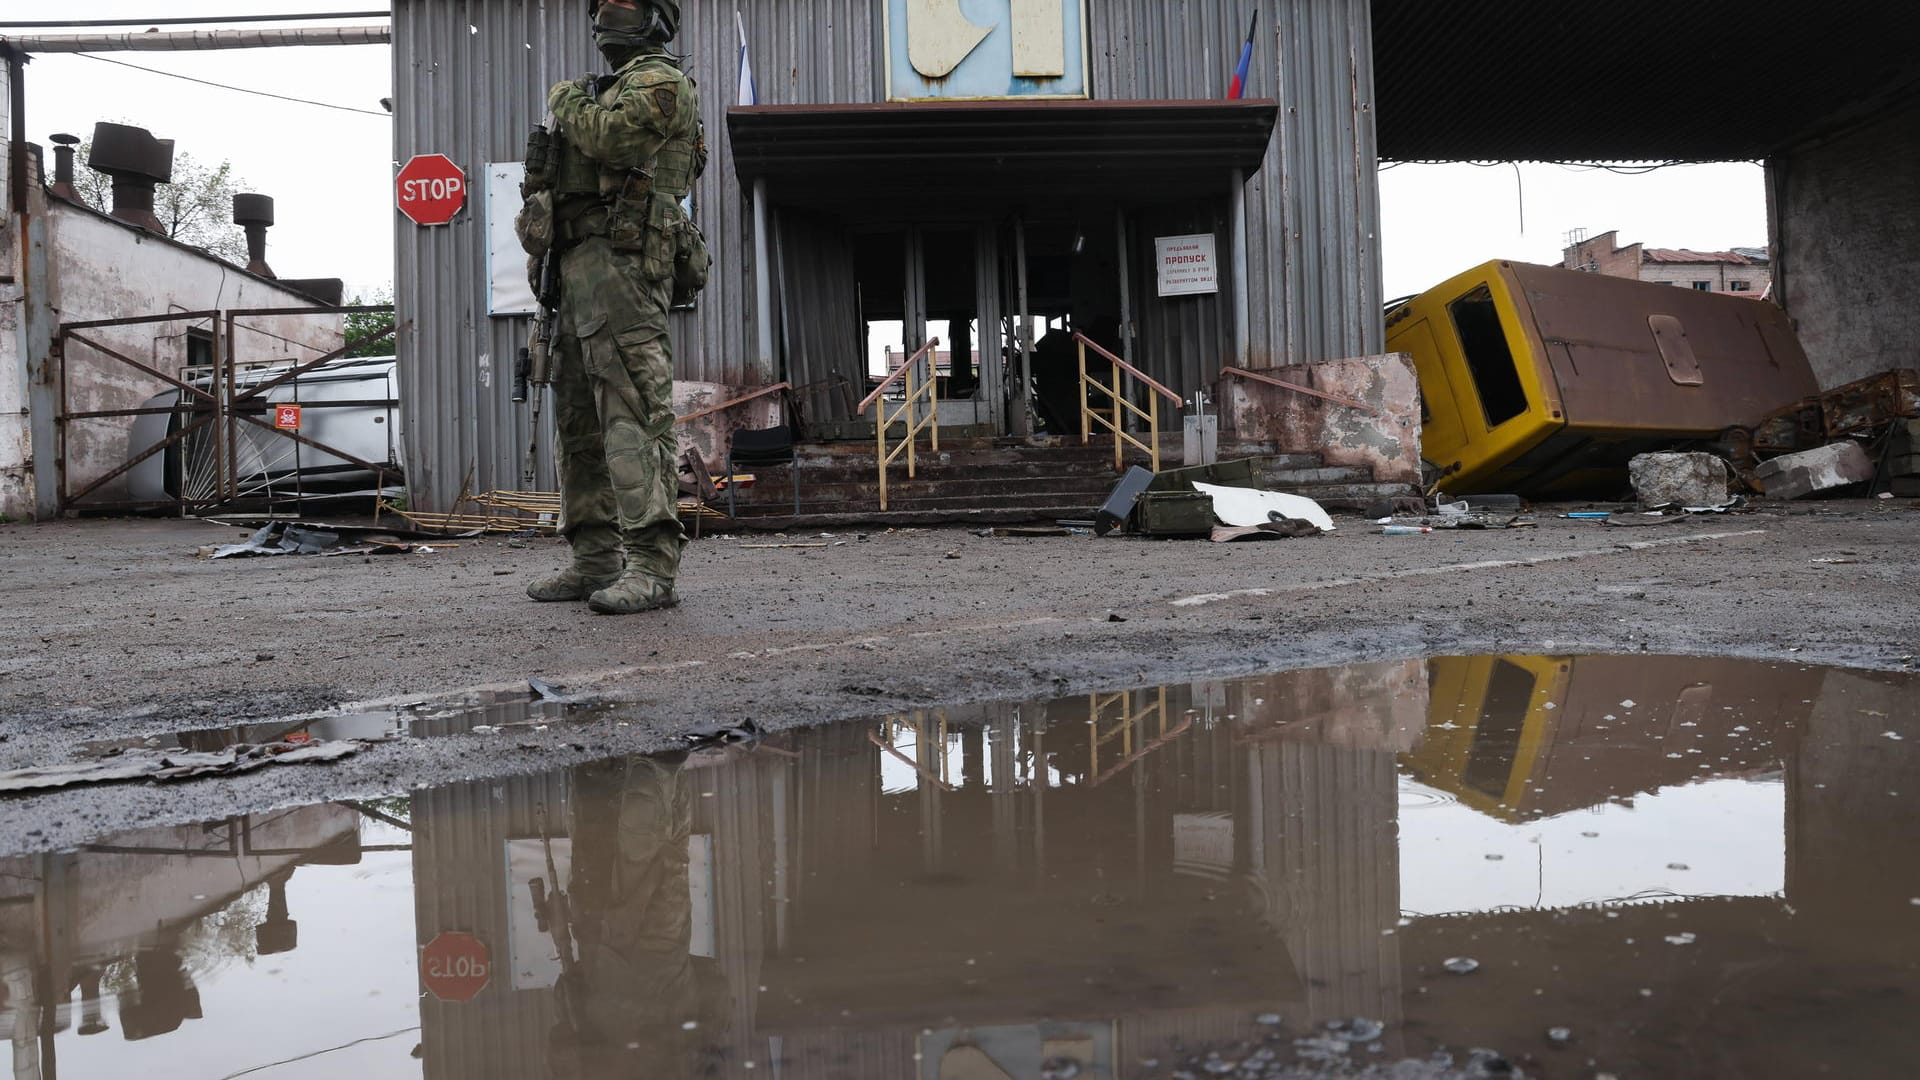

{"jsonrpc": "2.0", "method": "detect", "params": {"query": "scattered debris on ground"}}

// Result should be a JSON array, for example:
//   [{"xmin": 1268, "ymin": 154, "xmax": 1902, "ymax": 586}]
[
  {"xmin": 1754, "ymin": 440, "xmax": 1877, "ymax": 499},
  {"xmin": 204, "ymin": 520, "xmax": 435, "ymax": 558},
  {"xmin": 1194, "ymin": 482, "xmax": 1336, "ymax": 532},
  {"xmin": 1212, "ymin": 520, "xmax": 1323, "ymax": 542},
  {"xmin": 1629, "ymin": 451, "xmax": 1731, "ymax": 507},
  {"xmin": 0, "ymin": 739, "xmax": 363, "ymax": 793}
]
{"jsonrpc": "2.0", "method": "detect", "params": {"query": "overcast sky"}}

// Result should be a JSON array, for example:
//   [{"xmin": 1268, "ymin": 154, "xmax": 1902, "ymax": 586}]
[{"xmin": 8, "ymin": 1, "xmax": 1768, "ymax": 303}]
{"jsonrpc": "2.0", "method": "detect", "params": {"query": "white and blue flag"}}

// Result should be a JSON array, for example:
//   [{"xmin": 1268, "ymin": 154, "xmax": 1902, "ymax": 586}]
[{"xmin": 736, "ymin": 7, "xmax": 758, "ymax": 106}]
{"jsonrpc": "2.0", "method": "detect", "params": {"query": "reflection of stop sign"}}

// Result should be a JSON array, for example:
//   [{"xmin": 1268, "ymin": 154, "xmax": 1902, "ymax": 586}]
[
  {"xmin": 420, "ymin": 931, "xmax": 490, "ymax": 1002},
  {"xmin": 395, "ymin": 154, "xmax": 466, "ymax": 226}
]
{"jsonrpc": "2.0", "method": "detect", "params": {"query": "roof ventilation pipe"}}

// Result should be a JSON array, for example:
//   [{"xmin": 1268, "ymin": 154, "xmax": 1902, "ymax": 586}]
[
  {"xmin": 86, "ymin": 121, "xmax": 174, "ymax": 234},
  {"xmin": 47, "ymin": 132, "xmax": 81, "ymax": 201},
  {"xmin": 232, "ymin": 193, "xmax": 276, "ymax": 278}
]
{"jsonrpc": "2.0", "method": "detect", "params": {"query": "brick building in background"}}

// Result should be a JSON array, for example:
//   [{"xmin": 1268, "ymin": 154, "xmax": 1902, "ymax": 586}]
[{"xmin": 1561, "ymin": 229, "xmax": 1771, "ymax": 295}]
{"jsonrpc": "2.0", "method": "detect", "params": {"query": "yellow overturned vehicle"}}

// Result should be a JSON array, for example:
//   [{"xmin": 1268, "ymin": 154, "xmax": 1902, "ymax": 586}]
[{"xmin": 1386, "ymin": 261, "xmax": 1819, "ymax": 496}]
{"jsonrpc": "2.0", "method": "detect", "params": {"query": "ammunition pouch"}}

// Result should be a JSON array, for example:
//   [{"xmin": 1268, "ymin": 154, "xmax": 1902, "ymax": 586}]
[
  {"xmin": 605, "ymin": 168, "xmax": 655, "ymax": 254},
  {"xmin": 515, "ymin": 190, "xmax": 555, "ymax": 257},
  {"xmin": 521, "ymin": 127, "xmax": 556, "ymax": 196},
  {"xmin": 671, "ymin": 213, "xmax": 711, "ymax": 308}
]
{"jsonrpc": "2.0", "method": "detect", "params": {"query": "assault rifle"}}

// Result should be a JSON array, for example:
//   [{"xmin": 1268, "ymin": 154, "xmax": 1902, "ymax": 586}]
[{"xmin": 514, "ymin": 112, "xmax": 561, "ymax": 487}]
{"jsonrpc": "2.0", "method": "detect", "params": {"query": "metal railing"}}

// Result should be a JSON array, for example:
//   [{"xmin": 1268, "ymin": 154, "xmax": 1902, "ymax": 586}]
[
  {"xmin": 1075, "ymin": 332, "xmax": 1184, "ymax": 472},
  {"xmin": 855, "ymin": 337, "xmax": 941, "ymax": 511},
  {"xmin": 1219, "ymin": 364, "xmax": 1381, "ymax": 415},
  {"xmin": 54, "ymin": 304, "xmax": 398, "ymax": 516}
]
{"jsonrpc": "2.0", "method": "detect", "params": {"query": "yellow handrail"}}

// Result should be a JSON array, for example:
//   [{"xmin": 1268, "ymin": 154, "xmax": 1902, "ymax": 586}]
[
  {"xmin": 1075, "ymin": 332, "xmax": 1182, "ymax": 473},
  {"xmin": 864, "ymin": 337, "xmax": 941, "ymax": 511}
]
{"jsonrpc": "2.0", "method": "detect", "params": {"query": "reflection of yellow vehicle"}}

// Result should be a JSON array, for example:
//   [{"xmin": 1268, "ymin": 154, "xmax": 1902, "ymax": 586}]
[
  {"xmin": 1387, "ymin": 261, "xmax": 1819, "ymax": 495},
  {"xmin": 1410, "ymin": 655, "xmax": 1569, "ymax": 817},
  {"xmin": 1409, "ymin": 655, "xmax": 1823, "ymax": 821}
]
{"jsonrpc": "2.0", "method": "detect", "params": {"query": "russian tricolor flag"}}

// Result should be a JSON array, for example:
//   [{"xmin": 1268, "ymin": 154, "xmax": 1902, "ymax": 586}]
[
  {"xmin": 1228, "ymin": 10, "xmax": 1258, "ymax": 99},
  {"xmin": 736, "ymin": 7, "xmax": 758, "ymax": 107}
]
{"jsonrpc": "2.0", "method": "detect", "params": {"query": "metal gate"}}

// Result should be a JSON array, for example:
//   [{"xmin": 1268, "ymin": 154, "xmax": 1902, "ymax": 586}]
[{"xmin": 53, "ymin": 304, "xmax": 398, "ymax": 515}]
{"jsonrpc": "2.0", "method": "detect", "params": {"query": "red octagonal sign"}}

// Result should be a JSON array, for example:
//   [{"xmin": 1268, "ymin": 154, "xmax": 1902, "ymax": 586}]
[
  {"xmin": 420, "ymin": 931, "xmax": 490, "ymax": 1002},
  {"xmin": 395, "ymin": 153, "xmax": 467, "ymax": 226}
]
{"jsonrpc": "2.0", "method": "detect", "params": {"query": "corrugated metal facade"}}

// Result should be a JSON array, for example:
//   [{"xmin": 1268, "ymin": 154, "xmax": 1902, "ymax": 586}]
[
  {"xmin": 394, "ymin": 0, "xmax": 1380, "ymax": 511},
  {"xmin": 1091, "ymin": 0, "xmax": 1383, "ymax": 369}
]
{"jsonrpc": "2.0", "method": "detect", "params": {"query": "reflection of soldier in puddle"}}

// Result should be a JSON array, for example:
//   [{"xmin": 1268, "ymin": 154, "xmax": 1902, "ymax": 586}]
[{"xmin": 547, "ymin": 753, "xmax": 728, "ymax": 1079}]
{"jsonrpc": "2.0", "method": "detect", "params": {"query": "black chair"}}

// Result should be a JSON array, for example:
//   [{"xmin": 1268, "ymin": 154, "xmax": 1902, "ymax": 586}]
[{"xmin": 726, "ymin": 424, "xmax": 798, "ymax": 519}]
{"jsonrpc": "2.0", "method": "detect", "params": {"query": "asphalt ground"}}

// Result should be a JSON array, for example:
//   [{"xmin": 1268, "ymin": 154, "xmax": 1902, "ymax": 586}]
[{"xmin": 1, "ymin": 500, "xmax": 1915, "ymax": 850}]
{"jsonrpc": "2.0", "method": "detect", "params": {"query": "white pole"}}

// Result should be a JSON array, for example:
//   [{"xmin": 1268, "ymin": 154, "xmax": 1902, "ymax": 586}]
[{"xmin": 753, "ymin": 178, "xmax": 776, "ymax": 383}]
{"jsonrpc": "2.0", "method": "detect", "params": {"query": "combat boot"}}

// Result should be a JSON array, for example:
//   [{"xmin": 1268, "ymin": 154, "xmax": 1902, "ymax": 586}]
[
  {"xmin": 527, "ymin": 526, "xmax": 624, "ymax": 602},
  {"xmin": 586, "ymin": 571, "xmax": 678, "ymax": 615},
  {"xmin": 586, "ymin": 525, "xmax": 683, "ymax": 614}
]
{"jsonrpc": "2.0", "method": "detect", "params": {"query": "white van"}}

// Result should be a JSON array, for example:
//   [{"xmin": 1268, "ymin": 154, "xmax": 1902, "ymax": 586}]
[{"xmin": 126, "ymin": 354, "xmax": 404, "ymax": 506}]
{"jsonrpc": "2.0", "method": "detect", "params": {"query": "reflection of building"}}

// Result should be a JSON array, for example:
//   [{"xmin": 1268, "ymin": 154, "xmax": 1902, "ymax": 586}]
[
  {"xmin": 412, "ymin": 663, "xmax": 1426, "ymax": 1079},
  {"xmin": 0, "ymin": 806, "xmax": 360, "ymax": 1079},
  {"xmin": 12, "ymin": 655, "xmax": 1917, "ymax": 1078},
  {"xmin": 408, "ymin": 654, "xmax": 1920, "ymax": 1078}
]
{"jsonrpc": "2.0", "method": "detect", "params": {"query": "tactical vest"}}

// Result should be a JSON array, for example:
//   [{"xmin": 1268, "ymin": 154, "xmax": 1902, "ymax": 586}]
[{"xmin": 553, "ymin": 53, "xmax": 700, "ymax": 216}]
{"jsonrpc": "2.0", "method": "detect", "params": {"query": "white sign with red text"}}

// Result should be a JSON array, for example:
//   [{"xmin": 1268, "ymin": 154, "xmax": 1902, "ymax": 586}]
[{"xmin": 1155, "ymin": 233, "xmax": 1219, "ymax": 297}]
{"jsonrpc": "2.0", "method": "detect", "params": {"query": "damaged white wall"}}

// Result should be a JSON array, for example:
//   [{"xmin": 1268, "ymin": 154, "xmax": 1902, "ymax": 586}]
[
  {"xmin": 1772, "ymin": 96, "xmax": 1920, "ymax": 389},
  {"xmin": 1220, "ymin": 353, "xmax": 1424, "ymax": 486},
  {"xmin": 1, "ymin": 111, "xmax": 29, "ymax": 518},
  {"xmin": 41, "ymin": 197, "xmax": 343, "ymax": 510}
]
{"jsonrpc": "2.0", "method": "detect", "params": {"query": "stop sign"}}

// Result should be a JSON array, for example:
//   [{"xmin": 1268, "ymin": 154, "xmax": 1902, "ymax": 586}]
[
  {"xmin": 395, "ymin": 153, "xmax": 466, "ymax": 226},
  {"xmin": 420, "ymin": 931, "xmax": 490, "ymax": 1002}
]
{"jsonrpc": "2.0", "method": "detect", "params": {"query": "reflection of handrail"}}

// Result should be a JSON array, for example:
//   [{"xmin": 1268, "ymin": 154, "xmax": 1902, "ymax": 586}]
[
  {"xmin": 674, "ymin": 381, "xmax": 792, "ymax": 426},
  {"xmin": 1091, "ymin": 714, "xmax": 1195, "ymax": 788},
  {"xmin": 1220, "ymin": 364, "xmax": 1379, "ymax": 416},
  {"xmin": 862, "ymin": 338, "xmax": 941, "ymax": 511},
  {"xmin": 1087, "ymin": 687, "xmax": 1172, "ymax": 780},
  {"xmin": 868, "ymin": 722, "xmax": 957, "ymax": 792},
  {"xmin": 1075, "ymin": 332, "xmax": 1179, "ymax": 472}
]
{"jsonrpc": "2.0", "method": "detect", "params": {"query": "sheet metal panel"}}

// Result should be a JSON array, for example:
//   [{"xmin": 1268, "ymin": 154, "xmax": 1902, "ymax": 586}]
[
  {"xmin": 395, "ymin": 0, "xmax": 1375, "ymax": 510},
  {"xmin": 392, "ymin": 0, "xmax": 877, "ymax": 512},
  {"xmin": 1090, "ymin": 0, "xmax": 1382, "ymax": 369},
  {"xmin": 774, "ymin": 208, "xmax": 864, "ymax": 423}
]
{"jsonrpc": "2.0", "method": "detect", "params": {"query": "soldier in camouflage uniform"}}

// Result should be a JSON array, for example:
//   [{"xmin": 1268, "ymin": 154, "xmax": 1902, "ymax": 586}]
[{"xmin": 524, "ymin": 0, "xmax": 705, "ymax": 615}]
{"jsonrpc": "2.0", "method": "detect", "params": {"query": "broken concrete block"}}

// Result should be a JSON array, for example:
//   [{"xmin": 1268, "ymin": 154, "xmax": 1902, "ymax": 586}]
[
  {"xmin": 1628, "ymin": 452, "xmax": 1730, "ymax": 507},
  {"xmin": 1752, "ymin": 441, "xmax": 1875, "ymax": 500}
]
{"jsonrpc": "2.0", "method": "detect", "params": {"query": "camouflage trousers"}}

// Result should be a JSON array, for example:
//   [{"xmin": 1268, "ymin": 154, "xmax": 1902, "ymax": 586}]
[{"xmin": 551, "ymin": 236, "xmax": 685, "ymax": 586}]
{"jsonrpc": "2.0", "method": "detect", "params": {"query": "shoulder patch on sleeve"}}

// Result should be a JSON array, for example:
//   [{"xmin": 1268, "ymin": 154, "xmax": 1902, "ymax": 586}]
[{"xmin": 651, "ymin": 85, "xmax": 678, "ymax": 119}]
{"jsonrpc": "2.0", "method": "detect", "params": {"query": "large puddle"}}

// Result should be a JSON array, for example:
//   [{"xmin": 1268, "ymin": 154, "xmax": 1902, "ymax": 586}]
[{"xmin": 3, "ymin": 656, "xmax": 1916, "ymax": 1079}]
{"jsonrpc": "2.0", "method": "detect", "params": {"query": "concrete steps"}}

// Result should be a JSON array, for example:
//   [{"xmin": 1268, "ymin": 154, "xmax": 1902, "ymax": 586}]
[{"xmin": 717, "ymin": 435, "xmax": 1416, "ymax": 525}]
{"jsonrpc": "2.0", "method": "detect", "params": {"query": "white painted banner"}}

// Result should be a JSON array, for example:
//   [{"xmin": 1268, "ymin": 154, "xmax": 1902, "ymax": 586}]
[{"xmin": 1154, "ymin": 233, "xmax": 1219, "ymax": 297}]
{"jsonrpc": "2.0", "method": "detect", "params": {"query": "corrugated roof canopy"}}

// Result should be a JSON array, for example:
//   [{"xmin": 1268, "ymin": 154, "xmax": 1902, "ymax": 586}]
[
  {"xmin": 1372, "ymin": 0, "xmax": 1920, "ymax": 161},
  {"xmin": 728, "ymin": 99, "xmax": 1278, "ymax": 213}
]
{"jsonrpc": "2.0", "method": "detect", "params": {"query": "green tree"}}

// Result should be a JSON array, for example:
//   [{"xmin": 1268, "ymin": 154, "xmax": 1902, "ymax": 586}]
[
  {"xmin": 345, "ymin": 290, "xmax": 397, "ymax": 358},
  {"xmin": 74, "ymin": 139, "xmax": 249, "ymax": 264}
]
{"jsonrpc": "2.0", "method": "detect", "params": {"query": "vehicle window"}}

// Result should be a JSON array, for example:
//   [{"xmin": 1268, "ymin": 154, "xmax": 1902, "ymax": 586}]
[{"xmin": 1447, "ymin": 285, "xmax": 1528, "ymax": 428}]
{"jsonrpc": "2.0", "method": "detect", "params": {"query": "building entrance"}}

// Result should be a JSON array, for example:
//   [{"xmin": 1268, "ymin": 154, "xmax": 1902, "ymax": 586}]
[{"xmin": 847, "ymin": 216, "xmax": 1131, "ymax": 440}]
